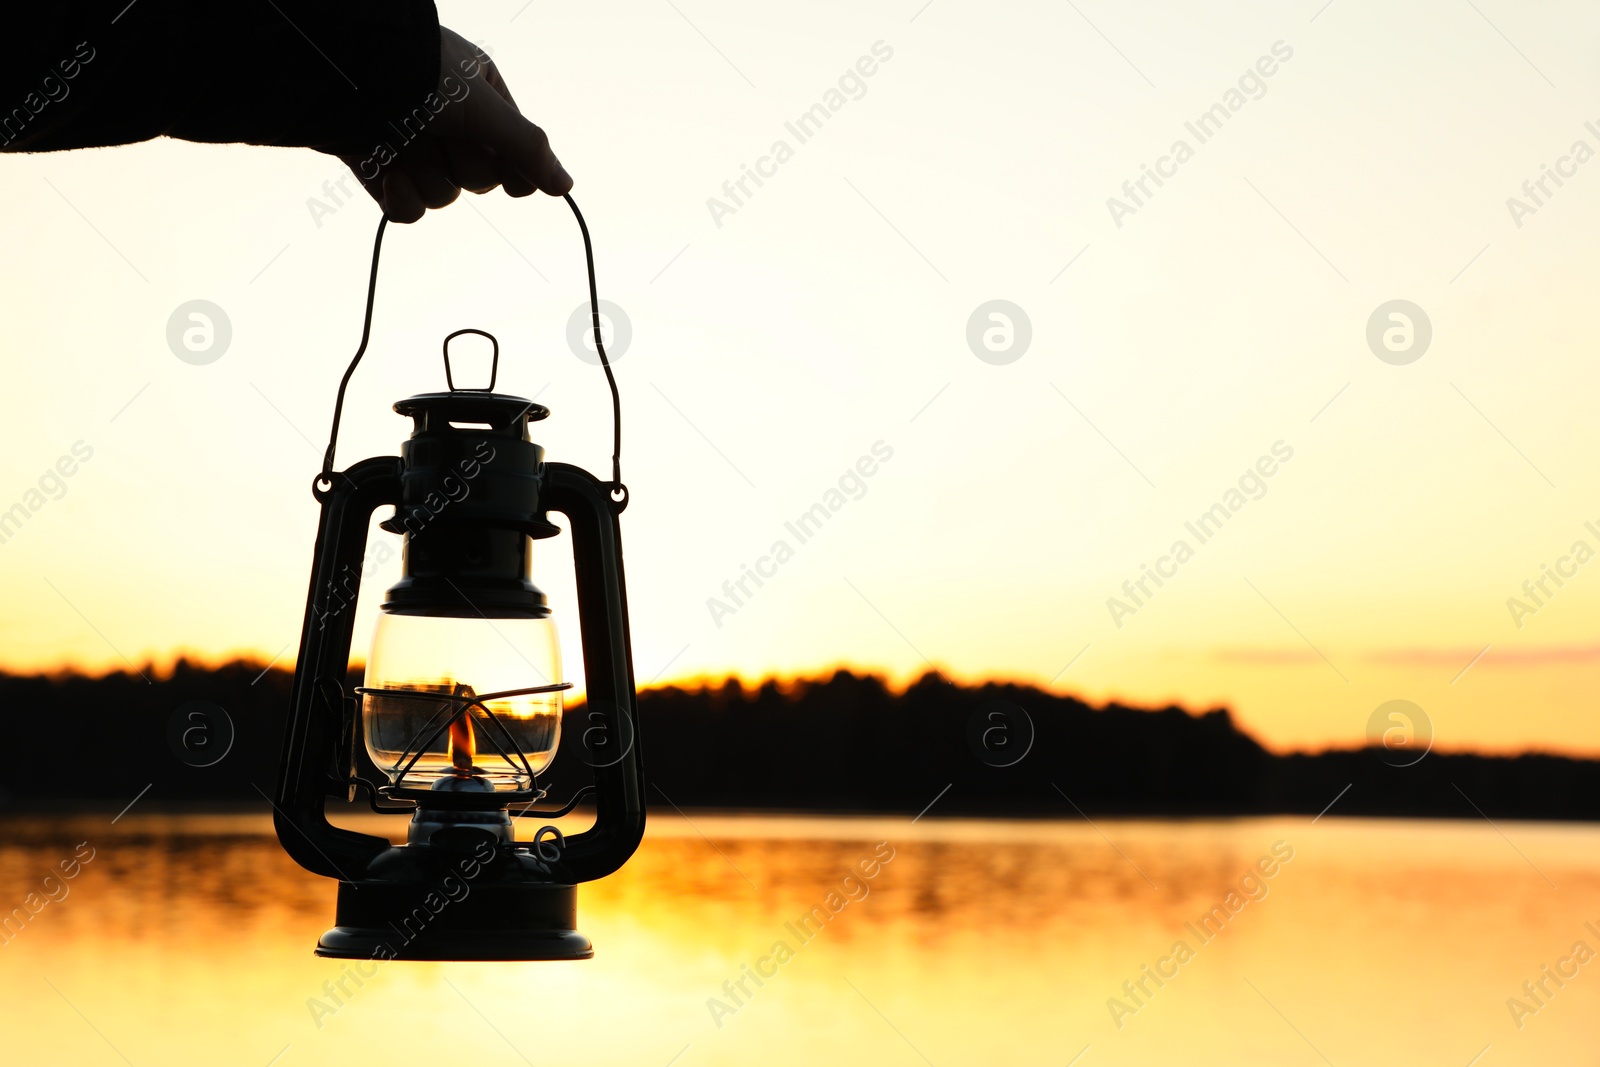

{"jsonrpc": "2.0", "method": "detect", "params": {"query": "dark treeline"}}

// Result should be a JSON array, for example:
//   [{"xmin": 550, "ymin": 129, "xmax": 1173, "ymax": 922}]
[{"xmin": 3, "ymin": 660, "xmax": 1598, "ymax": 821}]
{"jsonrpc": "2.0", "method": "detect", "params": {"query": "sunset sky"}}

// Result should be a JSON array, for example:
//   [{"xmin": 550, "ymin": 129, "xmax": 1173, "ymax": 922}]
[{"xmin": 4, "ymin": 0, "xmax": 1600, "ymax": 757}]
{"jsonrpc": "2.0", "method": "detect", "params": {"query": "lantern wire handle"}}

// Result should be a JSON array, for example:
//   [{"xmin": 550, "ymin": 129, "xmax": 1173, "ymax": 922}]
[
  {"xmin": 561, "ymin": 192, "xmax": 624, "ymax": 497},
  {"xmin": 319, "ymin": 214, "xmax": 389, "ymax": 489},
  {"xmin": 317, "ymin": 195, "xmax": 625, "ymax": 503}
]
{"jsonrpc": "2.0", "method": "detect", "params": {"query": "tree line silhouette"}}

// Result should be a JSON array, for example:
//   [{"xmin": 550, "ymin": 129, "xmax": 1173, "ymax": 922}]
[{"xmin": 3, "ymin": 659, "xmax": 1596, "ymax": 821}]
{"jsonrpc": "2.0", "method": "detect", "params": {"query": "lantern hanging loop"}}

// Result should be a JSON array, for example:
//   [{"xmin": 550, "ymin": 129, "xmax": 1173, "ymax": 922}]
[
  {"xmin": 316, "ymin": 194, "xmax": 625, "ymax": 501},
  {"xmin": 442, "ymin": 328, "xmax": 500, "ymax": 392}
]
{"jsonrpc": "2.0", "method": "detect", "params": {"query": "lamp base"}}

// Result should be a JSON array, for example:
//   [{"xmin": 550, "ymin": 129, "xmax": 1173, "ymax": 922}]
[{"xmin": 315, "ymin": 882, "xmax": 593, "ymax": 961}]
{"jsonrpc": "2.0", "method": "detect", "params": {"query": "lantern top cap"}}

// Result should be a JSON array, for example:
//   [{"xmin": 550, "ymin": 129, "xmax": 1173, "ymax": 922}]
[{"xmin": 392, "ymin": 391, "xmax": 550, "ymax": 432}]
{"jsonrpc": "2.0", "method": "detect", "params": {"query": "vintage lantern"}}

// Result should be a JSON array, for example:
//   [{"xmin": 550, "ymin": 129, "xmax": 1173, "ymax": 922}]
[{"xmin": 273, "ymin": 199, "xmax": 643, "ymax": 960}]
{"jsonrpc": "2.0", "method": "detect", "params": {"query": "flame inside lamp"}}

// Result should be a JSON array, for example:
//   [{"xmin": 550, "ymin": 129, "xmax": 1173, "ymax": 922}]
[{"xmin": 362, "ymin": 611, "xmax": 563, "ymax": 793}]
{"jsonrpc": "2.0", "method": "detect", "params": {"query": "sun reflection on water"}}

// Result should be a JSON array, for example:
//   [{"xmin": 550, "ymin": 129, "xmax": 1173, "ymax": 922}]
[{"xmin": 0, "ymin": 813, "xmax": 1592, "ymax": 1066}]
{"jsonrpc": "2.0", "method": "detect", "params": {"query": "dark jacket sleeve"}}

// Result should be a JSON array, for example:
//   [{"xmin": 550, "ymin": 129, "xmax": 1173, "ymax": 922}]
[{"xmin": 0, "ymin": 1, "xmax": 440, "ymax": 155}]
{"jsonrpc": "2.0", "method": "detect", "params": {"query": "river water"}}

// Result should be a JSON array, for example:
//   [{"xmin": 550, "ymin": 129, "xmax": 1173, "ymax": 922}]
[{"xmin": 0, "ymin": 811, "xmax": 1590, "ymax": 1065}]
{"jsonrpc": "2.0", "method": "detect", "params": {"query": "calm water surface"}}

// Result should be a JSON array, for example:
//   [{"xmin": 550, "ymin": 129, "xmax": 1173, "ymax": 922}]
[{"xmin": 0, "ymin": 811, "xmax": 1592, "ymax": 1065}]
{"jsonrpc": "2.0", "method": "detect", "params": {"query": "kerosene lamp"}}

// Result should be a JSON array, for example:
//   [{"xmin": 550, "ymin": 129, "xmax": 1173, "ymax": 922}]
[{"xmin": 273, "ymin": 200, "xmax": 644, "ymax": 960}]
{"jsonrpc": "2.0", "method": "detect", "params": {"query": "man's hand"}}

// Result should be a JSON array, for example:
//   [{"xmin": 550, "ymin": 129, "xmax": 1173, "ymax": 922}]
[{"xmin": 341, "ymin": 28, "xmax": 572, "ymax": 223}]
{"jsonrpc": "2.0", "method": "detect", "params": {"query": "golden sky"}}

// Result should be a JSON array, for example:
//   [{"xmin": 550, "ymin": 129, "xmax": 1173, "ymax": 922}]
[{"xmin": 3, "ymin": 0, "xmax": 1600, "ymax": 756}]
